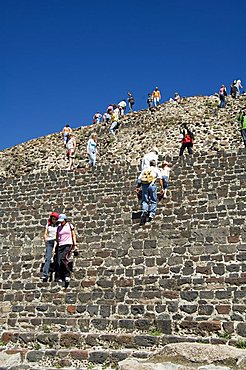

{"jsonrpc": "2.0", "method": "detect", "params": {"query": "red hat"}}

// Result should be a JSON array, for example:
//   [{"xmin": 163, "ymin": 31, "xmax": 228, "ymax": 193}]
[{"xmin": 50, "ymin": 212, "xmax": 59, "ymax": 219}]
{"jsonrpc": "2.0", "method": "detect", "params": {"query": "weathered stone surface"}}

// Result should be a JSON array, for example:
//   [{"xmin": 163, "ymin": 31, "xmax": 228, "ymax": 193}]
[
  {"xmin": 0, "ymin": 352, "xmax": 22, "ymax": 367},
  {"xmin": 152, "ymin": 343, "xmax": 246, "ymax": 367}
]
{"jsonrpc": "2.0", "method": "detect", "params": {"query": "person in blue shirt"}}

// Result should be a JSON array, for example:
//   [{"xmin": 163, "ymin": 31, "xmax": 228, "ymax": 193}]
[{"xmin": 87, "ymin": 133, "xmax": 98, "ymax": 167}]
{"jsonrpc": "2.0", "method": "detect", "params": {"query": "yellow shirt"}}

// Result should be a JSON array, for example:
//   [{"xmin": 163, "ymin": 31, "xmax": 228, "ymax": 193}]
[{"xmin": 152, "ymin": 90, "xmax": 161, "ymax": 98}]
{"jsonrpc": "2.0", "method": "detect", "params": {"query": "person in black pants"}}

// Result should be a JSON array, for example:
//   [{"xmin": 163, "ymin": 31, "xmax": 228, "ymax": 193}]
[{"xmin": 179, "ymin": 124, "xmax": 194, "ymax": 156}]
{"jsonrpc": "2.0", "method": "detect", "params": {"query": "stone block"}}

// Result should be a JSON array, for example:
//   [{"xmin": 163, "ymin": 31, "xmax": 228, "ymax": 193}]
[
  {"xmin": 60, "ymin": 333, "xmax": 81, "ymax": 348},
  {"xmin": 89, "ymin": 351, "xmax": 108, "ymax": 364},
  {"xmin": 26, "ymin": 350, "xmax": 44, "ymax": 362}
]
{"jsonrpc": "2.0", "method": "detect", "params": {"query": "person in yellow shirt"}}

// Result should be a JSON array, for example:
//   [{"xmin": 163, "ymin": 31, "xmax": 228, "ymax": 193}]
[
  {"xmin": 109, "ymin": 110, "xmax": 119, "ymax": 135},
  {"xmin": 152, "ymin": 87, "xmax": 161, "ymax": 107}
]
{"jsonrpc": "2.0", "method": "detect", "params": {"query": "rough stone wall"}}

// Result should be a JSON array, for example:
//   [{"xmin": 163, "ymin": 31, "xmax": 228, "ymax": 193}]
[{"xmin": 0, "ymin": 149, "xmax": 246, "ymax": 342}]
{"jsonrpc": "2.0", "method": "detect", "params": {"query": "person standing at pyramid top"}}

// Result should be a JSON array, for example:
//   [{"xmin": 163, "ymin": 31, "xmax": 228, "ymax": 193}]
[
  {"xmin": 152, "ymin": 87, "xmax": 161, "ymax": 107},
  {"xmin": 235, "ymin": 80, "xmax": 243, "ymax": 97},
  {"xmin": 127, "ymin": 92, "xmax": 135, "ymax": 112}
]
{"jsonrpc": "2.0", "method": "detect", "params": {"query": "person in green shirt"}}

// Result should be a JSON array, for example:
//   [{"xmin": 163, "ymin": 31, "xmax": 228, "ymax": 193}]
[{"xmin": 238, "ymin": 109, "xmax": 246, "ymax": 148}]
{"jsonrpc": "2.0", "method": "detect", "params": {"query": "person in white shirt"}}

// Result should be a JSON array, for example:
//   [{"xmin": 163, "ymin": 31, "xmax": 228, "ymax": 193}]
[
  {"xmin": 42, "ymin": 212, "xmax": 59, "ymax": 282},
  {"xmin": 235, "ymin": 80, "xmax": 243, "ymax": 97},
  {"xmin": 136, "ymin": 160, "xmax": 164, "ymax": 225},
  {"xmin": 118, "ymin": 100, "xmax": 127, "ymax": 116},
  {"xmin": 93, "ymin": 112, "xmax": 102, "ymax": 124},
  {"xmin": 141, "ymin": 147, "xmax": 159, "ymax": 170},
  {"xmin": 87, "ymin": 133, "xmax": 98, "ymax": 167},
  {"xmin": 66, "ymin": 133, "xmax": 76, "ymax": 170},
  {"xmin": 159, "ymin": 161, "xmax": 171, "ymax": 198}
]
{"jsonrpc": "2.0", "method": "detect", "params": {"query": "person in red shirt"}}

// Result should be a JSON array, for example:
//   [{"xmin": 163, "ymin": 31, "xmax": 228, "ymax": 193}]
[{"xmin": 179, "ymin": 124, "xmax": 194, "ymax": 156}]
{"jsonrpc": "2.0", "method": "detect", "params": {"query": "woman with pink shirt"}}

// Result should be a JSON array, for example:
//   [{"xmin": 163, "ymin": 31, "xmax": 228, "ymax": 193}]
[{"xmin": 56, "ymin": 214, "xmax": 77, "ymax": 283}]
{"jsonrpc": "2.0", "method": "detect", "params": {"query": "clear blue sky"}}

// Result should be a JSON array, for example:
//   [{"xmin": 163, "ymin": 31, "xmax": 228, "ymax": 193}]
[{"xmin": 1, "ymin": 0, "xmax": 246, "ymax": 150}]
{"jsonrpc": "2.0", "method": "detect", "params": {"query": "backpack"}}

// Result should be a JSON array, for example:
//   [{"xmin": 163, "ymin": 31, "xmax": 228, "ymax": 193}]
[{"xmin": 141, "ymin": 168, "xmax": 156, "ymax": 184}]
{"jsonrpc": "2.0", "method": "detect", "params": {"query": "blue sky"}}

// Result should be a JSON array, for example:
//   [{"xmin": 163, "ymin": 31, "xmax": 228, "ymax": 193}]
[{"xmin": 1, "ymin": 0, "xmax": 246, "ymax": 150}]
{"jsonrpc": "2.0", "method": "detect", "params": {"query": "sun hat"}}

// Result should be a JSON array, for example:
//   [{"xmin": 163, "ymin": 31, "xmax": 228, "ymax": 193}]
[{"xmin": 58, "ymin": 214, "xmax": 67, "ymax": 222}]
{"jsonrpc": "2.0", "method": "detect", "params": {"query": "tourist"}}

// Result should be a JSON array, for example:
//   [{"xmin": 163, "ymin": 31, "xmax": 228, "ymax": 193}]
[
  {"xmin": 113, "ymin": 104, "xmax": 120, "ymax": 120},
  {"xmin": 93, "ymin": 112, "xmax": 102, "ymax": 124},
  {"xmin": 87, "ymin": 133, "xmax": 98, "ymax": 167},
  {"xmin": 174, "ymin": 92, "xmax": 181, "ymax": 104},
  {"xmin": 136, "ymin": 160, "xmax": 164, "ymax": 225},
  {"xmin": 230, "ymin": 81, "xmax": 237, "ymax": 99},
  {"xmin": 219, "ymin": 84, "xmax": 227, "ymax": 108},
  {"xmin": 118, "ymin": 99, "xmax": 127, "ymax": 116},
  {"xmin": 141, "ymin": 147, "xmax": 159, "ymax": 170},
  {"xmin": 62, "ymin": 124, "xmax": 72, "ymax": 147},
  {"xmin": 107, "ymin": 104, "xmax": 113, "ymax": 113},
  {"xmin": 147, "ymin": 93, "xmax": 153, "ymax": 108},
  {"xmin": 159, "ymin": 161, "xmax": 171, "ymax": 198},
  {"xmin": 235, "ymin": 80, "xmax": 243, "ymax": 97},
  {"xmin": 152, "ymin": 87, "xmax": 161, "ymax": 107},
  {"xmin": 127, "ymin": 92, "xmax": 135, "ymax": 112},
  {"xmin": 109, "ymin": 110, "xmax": 119, "ymax": 135},
  {"xmin": 102, "ymin": 112, "xmax": 111, "ymax": 126},
  {"xmin": 179, "ymin": 124, "xmax": 194, "ymax": 156},
  {"xmin": 42, "ymin": 212, "xmax": 59, "ymax": 282},
  {"xmin": 66, "ymin": 133, "xmax": 76, "ymax": 170},
  {"xmin": 238, "ymin": 109, "xmax": 246, "ymax": 148},
  {"xmin": 56, "ymin": 214, "xmax": 77, "ymax": 284}
]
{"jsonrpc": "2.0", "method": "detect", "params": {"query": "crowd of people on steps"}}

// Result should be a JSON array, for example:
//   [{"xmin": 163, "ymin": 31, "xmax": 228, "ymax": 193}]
[{"xmin": 45, "ymin": 81, "xmax": 245, "ymax": 284}]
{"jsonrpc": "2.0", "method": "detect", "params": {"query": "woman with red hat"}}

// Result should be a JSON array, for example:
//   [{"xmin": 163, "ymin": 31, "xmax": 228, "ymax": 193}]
[{"xmin": 42, "ymin": 212, "xmax": 59, "ymax": 282}]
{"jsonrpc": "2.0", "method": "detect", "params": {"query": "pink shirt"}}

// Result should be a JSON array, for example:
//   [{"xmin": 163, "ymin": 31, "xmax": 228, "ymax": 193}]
[{"xmin": 57, "ymin": 223, "xmax": 74, "ymax": 246}]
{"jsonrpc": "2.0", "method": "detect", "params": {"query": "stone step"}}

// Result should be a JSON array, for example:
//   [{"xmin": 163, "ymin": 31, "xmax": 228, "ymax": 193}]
[
  {"xmin": 0, "ymin": 330, "xmax": 239, "ymax": 369},
  {"xmin": 0, "ymin": 345, "xmax": 155, "ymax": 368}
]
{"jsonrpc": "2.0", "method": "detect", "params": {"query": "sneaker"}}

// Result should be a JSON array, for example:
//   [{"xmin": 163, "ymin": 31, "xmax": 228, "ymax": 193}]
[
  {"xmin": 58, "ymin": 279, "xmax": 63, "ymax": 283},
  {"xmin": 42, "ymin": 276, "xmax": 48, "ymax": 282},
  {"xmin": 149, "ymin": 217, "xmax": 154, "ymax": 223},
  {"xmin": 65, "ymin": 277, "xmax": 70, "ymax": 282},
  {"xmin": 140, "ymin": 213, "xmax": 147, "ymax": 226}
]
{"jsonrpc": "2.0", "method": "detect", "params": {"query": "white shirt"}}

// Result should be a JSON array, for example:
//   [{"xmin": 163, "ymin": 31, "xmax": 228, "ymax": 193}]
[
  {"xmin": 87, "ymin": 138, "xmax": 97, "ymax": 153},
  {"xmin": 46, "ymin": 224, "xmax": 57, "ymax": 241},
  {"xmin": 141, "ymin": 152, "xmax": 159, "ymax": 170},
  {"xmin": 67, "ymin": 138, "xmax": 75, "ymax": 150},
  {"xmin": 138, "ymin": 166, "xmax": 161, "ymax": 183},
  {"xmin": 160, "ymin": 166, "xmax": 170, "ymax": 178},
  {"xmin": 236, "ymin": 80, "xmax": 243, "ymax": 88},
  {"xmin": 118, "ymin": 101, "xmax": 127, "ymax": 108},
  {"xmin": 114, "ymin": 107, "xmax": 120, "ymax": 120}
]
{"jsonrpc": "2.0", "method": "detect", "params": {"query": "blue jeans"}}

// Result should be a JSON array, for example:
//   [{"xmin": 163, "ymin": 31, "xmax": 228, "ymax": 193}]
[
  {"xmin": 242, "ymin": 129, "xmax": 246, "ymax": 147},
  {"xmin": 142, "ymin": 183, "xmax": 157, "ymax": 218},
  {"xmin": 162, "ymin": 175, "xmax": 169, "ymax": 189},
  {"xmin": 43, "ymin": 240, "xmax": 55, "ymax": 277},
  {"xmin": 219, "ymin": 94, "xmax": 226, "ymax": 108},
  {"xmin": 110, "ymin": 121, "xmax": 118, "ymax": 135},
  {"xmin": 153, "ymin": 97, "xmax": 160, "ymax": 106},
  {"xmin": 89, "ymin": 151, "xmax": 96, "ymax": 166}
]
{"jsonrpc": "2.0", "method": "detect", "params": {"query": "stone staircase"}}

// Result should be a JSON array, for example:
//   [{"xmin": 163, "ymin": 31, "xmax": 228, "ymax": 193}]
[{"xmin": 0, "ymin": 149, "xmax": 246, "ymax": 368}]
